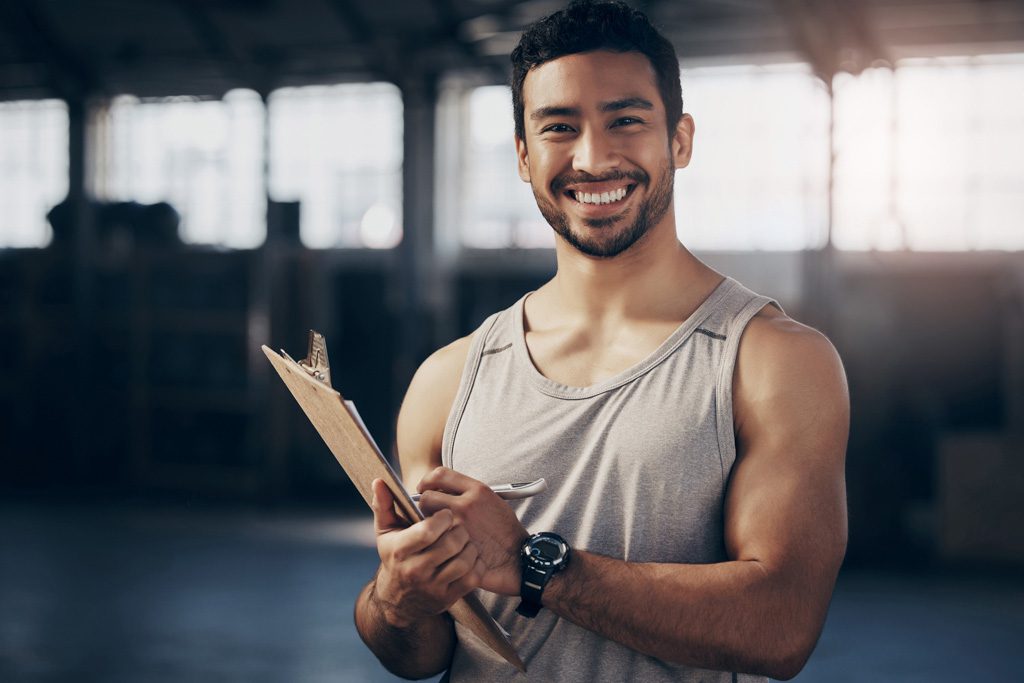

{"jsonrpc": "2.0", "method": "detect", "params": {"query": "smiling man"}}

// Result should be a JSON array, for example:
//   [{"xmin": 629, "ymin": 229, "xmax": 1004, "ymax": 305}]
[{"xmin": 354, "ymin": 2, "xmax": 849, "ymax": 681}]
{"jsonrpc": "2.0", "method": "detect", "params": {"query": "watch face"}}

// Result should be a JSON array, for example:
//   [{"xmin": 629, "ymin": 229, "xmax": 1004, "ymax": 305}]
[
  {"xmin": 525, "ymin": 533, "xmax": 569, "ymax": 568},
  {"xmin": 533, "ymin": 538, "xmax": 562, "ymax": 561}
]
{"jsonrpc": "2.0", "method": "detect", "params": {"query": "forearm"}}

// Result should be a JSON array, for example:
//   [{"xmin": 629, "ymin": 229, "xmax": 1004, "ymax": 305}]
[
  {"xmin": 543, "ymin": 550, "xmax": 829, "ymax": 680},
  {"xmin": 354, "ymin": 576, "xmax": 456, "ymax": 679}
]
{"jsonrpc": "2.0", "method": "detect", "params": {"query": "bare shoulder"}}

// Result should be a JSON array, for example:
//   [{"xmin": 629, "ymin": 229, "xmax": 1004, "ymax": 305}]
[
  {"xmin": 736, "ymin": 306, "xmax": 847, "ymax": 398},
  {"xmin": 395, "ymin": 335, "xmax": 473, "ymax": 488},
  {"xmin": 733, "ymin": 306, "xmax": 849, "ymax": 441}
]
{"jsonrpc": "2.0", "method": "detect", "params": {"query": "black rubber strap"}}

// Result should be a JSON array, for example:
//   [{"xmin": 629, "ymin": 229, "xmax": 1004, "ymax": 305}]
[{"xmin": 516, "ymin": 564, "xmax": 550, "ymax": 618}]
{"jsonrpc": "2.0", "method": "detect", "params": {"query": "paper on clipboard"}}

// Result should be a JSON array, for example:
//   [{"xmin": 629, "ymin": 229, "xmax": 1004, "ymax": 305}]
[{"xmin": 262, "ymin": 332, "xmax": 524, "ymax": 672}]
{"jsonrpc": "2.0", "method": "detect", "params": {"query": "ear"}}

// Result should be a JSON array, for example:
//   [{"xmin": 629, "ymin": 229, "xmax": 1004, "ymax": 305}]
[
  {"xmin": 516, "ymin": 135, "xmax": 531, "ymax": 182},
  {"xmin": 671, "ymin": 114, "xmax": 695, "ymax": 169}
]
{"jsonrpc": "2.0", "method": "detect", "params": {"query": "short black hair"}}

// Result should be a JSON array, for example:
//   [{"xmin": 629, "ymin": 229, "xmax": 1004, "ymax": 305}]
[{"xmin": 510, "ymin": 0, "xmax": 683, "ymax": 142}]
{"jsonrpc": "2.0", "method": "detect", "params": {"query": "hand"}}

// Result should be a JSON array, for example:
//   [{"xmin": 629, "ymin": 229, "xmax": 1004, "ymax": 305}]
[
  {"xmin": 416, "ymin": 467, "xmax": 529, "ymax": 597},
  {"xmin": 370, "ymin": 478, "xmax": 485, "ymax": 627}
]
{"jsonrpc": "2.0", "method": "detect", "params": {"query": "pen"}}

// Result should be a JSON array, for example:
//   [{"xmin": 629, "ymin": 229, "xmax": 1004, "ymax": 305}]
[{"xmin": 410, "ymin": 478, "xmax": 547, "ymax": 503}]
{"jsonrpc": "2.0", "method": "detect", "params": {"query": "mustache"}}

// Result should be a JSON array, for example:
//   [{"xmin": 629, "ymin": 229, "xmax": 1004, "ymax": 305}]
[{"xmin": 551, "ymin": 169, "xmax": 648, "ymax": 194}]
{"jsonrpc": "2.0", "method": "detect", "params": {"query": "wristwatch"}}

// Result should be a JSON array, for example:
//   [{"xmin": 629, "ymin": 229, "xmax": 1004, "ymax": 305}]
[{"xmin": 516, "ymin": 532, "xmax": 571, "ymax": 618}]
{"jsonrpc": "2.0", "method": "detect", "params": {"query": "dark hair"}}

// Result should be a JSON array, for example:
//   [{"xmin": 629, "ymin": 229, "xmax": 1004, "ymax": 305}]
[{"xmin": 510, "ymin": 0, "xmax": 683, "ymax": 141}]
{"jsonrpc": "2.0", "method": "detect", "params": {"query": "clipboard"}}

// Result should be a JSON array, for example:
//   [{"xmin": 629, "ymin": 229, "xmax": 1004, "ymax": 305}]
[{"xmin": 262, "ymin": 331, "xmax": 525, "ymax": 673}]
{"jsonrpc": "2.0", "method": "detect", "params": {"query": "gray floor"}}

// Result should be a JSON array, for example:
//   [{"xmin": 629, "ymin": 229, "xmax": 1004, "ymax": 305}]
[{"xmin": 1, "ymin": 499, "xmax": 1021, "ymax": 682}]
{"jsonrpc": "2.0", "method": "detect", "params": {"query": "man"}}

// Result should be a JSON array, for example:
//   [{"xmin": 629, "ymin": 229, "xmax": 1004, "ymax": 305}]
[{"xmin": 354, "ymin": 1, "xmax": 849, "ymax": 680}]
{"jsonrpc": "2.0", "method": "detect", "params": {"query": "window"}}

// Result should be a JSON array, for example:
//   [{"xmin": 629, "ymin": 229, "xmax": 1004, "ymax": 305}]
[
  {"xmin": 268, "ymin": 83, "xmax": 403, "ymax": 249},
  {"xmin": 833, "ymin": 54, "xmax": 1024, "ymax": 251},
  {"xmin": 445, "ymin": 65, "xmax": 831, "ymax": 252},
  {"xmin": 91, "ymin": 89, "xmax": 266, "ymax": 248},
  {"xmin": 0, "ymin": 100, "xmax": 68, "ymax": 248},
  {"xmin": 439, "ymin": 85, "xmax": 550, "ymax": 249},
  {"xmin": 675, "ymin": 63, "xmax": 831, "ymax": 250}
]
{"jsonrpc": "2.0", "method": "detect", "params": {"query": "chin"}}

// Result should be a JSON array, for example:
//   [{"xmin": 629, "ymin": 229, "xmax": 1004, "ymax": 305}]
[{"xmin": 559, "ymin": 221, "xmax": 652, "ymax": 259}]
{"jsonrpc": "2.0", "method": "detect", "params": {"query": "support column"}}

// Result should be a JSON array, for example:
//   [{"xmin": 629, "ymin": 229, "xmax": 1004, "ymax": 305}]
[
  {"xmin": 68, "ymin": 95, "xmax": 96, "ymax": 479},
  {"xmin": 395, "ymin": 75, "xmax": 439, "ymax": 405},
  {"xmin": 801, "ymin": 78, "xmax": 836, "ymax": 335}
]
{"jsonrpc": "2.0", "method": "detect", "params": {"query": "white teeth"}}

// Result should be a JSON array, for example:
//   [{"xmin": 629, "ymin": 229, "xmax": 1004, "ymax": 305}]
[{"xmin": 574, "ymin": 187, "xmax": 629, "ymax": 205}]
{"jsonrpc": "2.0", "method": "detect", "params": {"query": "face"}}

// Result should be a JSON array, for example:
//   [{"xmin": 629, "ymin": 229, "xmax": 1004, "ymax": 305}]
[{"xmin": 516, "ymin": 50, "xmax": 693, "ymax": 258}]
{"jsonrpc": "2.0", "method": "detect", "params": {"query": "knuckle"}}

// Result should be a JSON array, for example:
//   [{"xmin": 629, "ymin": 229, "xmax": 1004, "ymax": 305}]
[
  {"xmin": 451, "ymin": 524, "xmax": 469, "ymax": 545},
  {"xmin": 438, "ymin": 529, "xmax": 460, "ymax": 556},
  {"xmin": 418, "ymin": 519, "xmax": 439, "ymax": 543},
  {"xmin": 437, "ymin": 508, "xmax": 454, "ymax": 525},
  {"xmin": 465, "ymin": 541, "xmax": 480, "ymax": 562},
  {"xmin": 394, "ymin": 562, "xmax": 413, "ymax": 583}
]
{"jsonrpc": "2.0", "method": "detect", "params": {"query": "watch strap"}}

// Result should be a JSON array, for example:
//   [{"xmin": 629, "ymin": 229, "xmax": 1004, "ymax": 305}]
[{"xmin": 516, "ymin": 564, "xmax": 551, "ymax": 617}]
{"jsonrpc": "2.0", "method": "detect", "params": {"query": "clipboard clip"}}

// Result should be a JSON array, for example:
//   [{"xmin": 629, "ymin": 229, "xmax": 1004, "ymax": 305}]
[{"xmin": 282, "ymin": 329, "xmax": 332, "ymax": 388}]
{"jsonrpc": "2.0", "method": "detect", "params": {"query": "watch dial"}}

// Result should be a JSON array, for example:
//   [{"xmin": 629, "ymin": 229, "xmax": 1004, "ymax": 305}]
[{"xmin": 535, "ymin": 539, "xmax": 561, "ymax": 561}]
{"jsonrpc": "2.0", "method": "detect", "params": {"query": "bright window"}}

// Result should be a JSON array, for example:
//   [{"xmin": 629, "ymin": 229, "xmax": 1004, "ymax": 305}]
[
  {"xmin": 833, "ymin": 54, "xmax": 1024, "ymax": 250},
  {"xmin": 675, "ymin": 63, "xmax": 831, "ymax": 250},
  {"xmin": 268, "ymin": 83, "xmax": 403, "ymax": 249},
  {"xmin": 0, "ymin": 100, "xmax": 68, "ymax": 248},
  {"xmin": 441, "ymin": 85, "xmax": 550, "ymax": 248},
  {"xmin": 447, "ymin": 66, "xmax": 831, "ymax": 252},
  {"xmin": 92, "ymin": 89, "xmax": 266, "ymax": 248}
]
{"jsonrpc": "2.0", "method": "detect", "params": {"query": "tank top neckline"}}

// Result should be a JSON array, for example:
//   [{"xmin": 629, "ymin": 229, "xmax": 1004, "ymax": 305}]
[{"xmin": 511, "ymin": 276, "xmax": 738, "ymax": 400}]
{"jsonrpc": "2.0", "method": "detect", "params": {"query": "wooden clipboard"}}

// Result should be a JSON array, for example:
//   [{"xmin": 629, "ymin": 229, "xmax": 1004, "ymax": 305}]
[{"xmin": 262, "ymin": 334, "xmax": 525, "ymax": 673}]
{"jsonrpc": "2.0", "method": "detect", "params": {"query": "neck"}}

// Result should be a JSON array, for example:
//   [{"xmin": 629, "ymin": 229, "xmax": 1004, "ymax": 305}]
[{"xmin": 547, "ymin": 215, "xmax": 708, "ymax": 323}]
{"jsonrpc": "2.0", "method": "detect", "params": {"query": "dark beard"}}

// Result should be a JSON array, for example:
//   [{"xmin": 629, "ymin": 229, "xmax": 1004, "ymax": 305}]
[{"xmin": 532, "ymin": 160, "xmax": 675, "ymax": 259}]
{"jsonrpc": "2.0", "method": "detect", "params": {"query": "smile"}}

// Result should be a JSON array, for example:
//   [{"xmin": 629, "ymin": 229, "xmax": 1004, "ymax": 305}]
[{"xmin": 565, "ymin": 184, "xmax": 636, "ymax": 206}]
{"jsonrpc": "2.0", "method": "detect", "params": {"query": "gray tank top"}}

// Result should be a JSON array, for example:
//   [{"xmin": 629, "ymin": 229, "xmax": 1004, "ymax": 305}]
[{"xmin": 442, "ymin": 276, "xmax": 777, "ymax": 682}]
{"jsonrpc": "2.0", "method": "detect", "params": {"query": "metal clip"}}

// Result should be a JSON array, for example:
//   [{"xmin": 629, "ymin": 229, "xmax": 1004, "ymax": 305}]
[{"xmin": 285, "ymin": 329, "xmax": 332, "ymax": 388}]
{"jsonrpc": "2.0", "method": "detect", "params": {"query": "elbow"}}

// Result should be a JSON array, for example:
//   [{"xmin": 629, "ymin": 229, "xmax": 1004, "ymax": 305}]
[
  {"xmin": 760, "ymin": 625, "xmax": 820, "ymax": 680},
  {"xmin": 764, "ymin": 651, "xmax": 811, "ymax": 681}
]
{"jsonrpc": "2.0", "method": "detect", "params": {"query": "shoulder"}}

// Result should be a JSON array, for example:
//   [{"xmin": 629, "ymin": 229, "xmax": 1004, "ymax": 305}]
[
  {"xmin": 733, "ymin": 306, "xmax": 849, "ymax": 435},
  {"xmin": 395, "ymin": 335, "xmax": 474, "ymax": 487},
  {"xmin": 409, "ymin": 335, "xmax": 474, "ymax": 401}
]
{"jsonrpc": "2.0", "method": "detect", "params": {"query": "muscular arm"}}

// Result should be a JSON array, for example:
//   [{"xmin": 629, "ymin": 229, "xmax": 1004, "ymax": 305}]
[
  {"xmin": 541, "ymin": 312, "xmax": 849, "ymax": 679},
  {"xmin": 419, "ymin": 310, "xmax": 849, "ymax": 679},
  {"xmin": 353, "ymin": 336, "xmax": 474, "ymax": 679}
]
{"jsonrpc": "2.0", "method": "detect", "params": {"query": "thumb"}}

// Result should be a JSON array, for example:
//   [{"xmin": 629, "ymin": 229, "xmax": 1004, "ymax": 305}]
[{"xmin": 370, "ymin": 479, "xmax": 404, "ymax": 534}]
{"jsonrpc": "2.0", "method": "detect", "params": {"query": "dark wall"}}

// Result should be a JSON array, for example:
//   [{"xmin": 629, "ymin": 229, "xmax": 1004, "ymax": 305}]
[{"xmin": 1, "ymin": 243, "xmax": 1022, "ymax": 565}]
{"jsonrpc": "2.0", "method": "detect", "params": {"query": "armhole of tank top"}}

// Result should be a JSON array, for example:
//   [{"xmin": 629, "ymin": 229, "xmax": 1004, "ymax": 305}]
[
  {"xmin": 714, "ymin": 295, "xmax": 779, "ymax": 483},
  {"xmin": 441, "ymin": 312, "xmax": 502, "ymax": 469}
]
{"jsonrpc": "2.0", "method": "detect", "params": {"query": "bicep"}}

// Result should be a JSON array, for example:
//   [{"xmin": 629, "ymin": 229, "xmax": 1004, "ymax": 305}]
[
  {"xmin": 724, "ymin": 321, "xmax": 849, "ymax": 584},
  {"xmin": 395, "ymin": 337, "xmax": 471, "ymax": 491}
]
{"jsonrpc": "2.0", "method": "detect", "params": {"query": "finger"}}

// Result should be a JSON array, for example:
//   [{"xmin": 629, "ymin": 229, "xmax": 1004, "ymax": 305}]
[
  {"xmin": 417, "ymin": 466, "xmax": 483, "ymax": 496},
  {"xmin": 371, "ymin": 479, "xmax": 405, "ymax": 534},
  {"xmin": 415, "ymin": 522, "xmax": 469, "ymax": 568},
  {"xmin": 395, "ymin": 508, "xmax": 454, "ymax": 558},
  {"xmin": 416, "ymin": 489, "xmax": 462, "ymax": 517},
  {"xmin": 434, "ymin": 539, "xmax": 478, "ymax": 585},
  {"xmin": 401, "ymin": 520, "xmax": 467, "ymax": 571},
  {"xmin": 446, "ymin": 554, "xmax": 487, "ymax": 601}
]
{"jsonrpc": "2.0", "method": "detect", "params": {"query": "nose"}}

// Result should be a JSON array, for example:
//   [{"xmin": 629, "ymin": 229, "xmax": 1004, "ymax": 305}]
[{"xmin": 571, "ymin": 126, "xmax": 620, "ymax": 176}]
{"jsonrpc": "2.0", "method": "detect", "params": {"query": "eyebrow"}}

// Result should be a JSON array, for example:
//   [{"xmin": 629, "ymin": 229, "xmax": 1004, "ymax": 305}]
[
  {"xmin": 529, "ymin": 97, "xmax": 655, "ymax": 121},
  {"xmin": 530, "ymin": 105, "xmax": 579, "ymax": 121},
  {"xmin": 600, "ymin": 97, "xmax": 654, "ymax": 113}
]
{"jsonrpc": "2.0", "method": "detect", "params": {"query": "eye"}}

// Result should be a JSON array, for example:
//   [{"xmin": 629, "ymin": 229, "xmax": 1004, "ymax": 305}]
[
  {"xmin": 612, "ymin": 116, "xmax": 644, "ymax": 128},
  {"xmin": 541, "ymin": 123, "xmax": 575, "ymax": 134}
]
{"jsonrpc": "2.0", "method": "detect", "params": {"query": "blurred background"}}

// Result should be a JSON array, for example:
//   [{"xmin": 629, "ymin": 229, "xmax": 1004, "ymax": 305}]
[{"xmin": 0, "ymin": 0, "xmax": 1022, "ymax": 681}]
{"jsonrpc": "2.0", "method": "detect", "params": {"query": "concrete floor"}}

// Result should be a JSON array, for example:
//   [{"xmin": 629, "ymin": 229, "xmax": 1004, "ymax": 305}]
[{"xmin": 1, "ymin": 499, "xmax": 1021, "ymax": 682}]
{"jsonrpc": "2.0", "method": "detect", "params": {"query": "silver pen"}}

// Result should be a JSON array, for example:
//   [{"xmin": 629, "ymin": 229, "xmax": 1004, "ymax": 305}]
[{"xmin": 410, "ymin": 478, "xmax": 547, "ymax": 503}]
